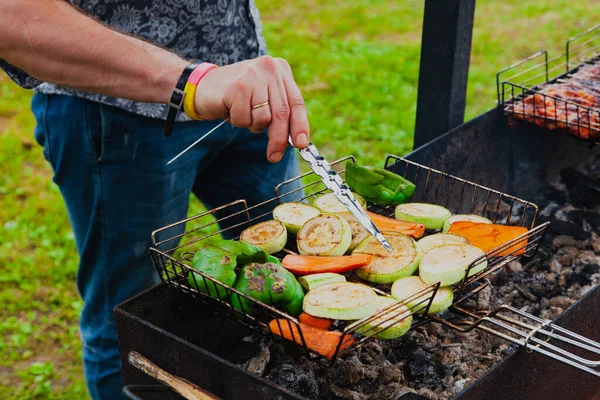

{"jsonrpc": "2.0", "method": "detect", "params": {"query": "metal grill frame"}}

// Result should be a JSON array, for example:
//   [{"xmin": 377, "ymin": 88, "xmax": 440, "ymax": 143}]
[
  {"xmin": 497, "ymin": 24, "xmax": 600, "ymax": 144},
  {"xmin": 148, "ymin": 155, "xmax": 549, "ymax": 363}
]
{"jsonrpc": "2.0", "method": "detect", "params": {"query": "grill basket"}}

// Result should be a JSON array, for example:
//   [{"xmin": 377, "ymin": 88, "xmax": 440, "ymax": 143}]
[
  {"xmin": 497, "ymin": 24, "xmax": 600, "ymax": 143},
  {"xmin": 148, "ymin": 155, "xmax": 549, "ymax": 363}
]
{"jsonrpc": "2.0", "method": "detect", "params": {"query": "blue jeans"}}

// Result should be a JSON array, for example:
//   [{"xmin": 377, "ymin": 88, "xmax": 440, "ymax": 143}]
[{"xmin": 31, "ymin": 93, "xmax": 303, "ymax": 400}]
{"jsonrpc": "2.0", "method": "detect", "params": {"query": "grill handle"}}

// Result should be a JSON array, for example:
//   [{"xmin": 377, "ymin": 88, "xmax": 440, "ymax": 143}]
[
  {"xmin": 128, "ymin": 351, "xmax": 221, "ymax": 400},
  {"xmin": 432, "ymin": 304, "xmax": 600, "ymax": 377}
]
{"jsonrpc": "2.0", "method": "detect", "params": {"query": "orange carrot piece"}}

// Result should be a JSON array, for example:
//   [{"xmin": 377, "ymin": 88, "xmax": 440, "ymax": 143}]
[
  {"xmin": 281, "ymin": 254, "xmax": 371, "ymax": 275},
  {"xmin": 448, "ymin": 222, "xmax": 528, "ymax": 256},
  {"xmin": 299, "ymin": 313, "xmax": 334, "ymax": 330},
  {"xmin": 268, "ymin": 319, "xmax": 353, "ymax": 359},
  {"xmin": 366, "ymin": 210, "xmax": 425, "ymax": 239}
]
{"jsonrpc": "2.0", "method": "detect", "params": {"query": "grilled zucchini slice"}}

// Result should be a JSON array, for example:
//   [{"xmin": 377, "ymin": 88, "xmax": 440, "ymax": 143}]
[
  {"xmin": 442, "ymin": 214, "xmax": 492, "ymax": 232},
  {"xmin": 240, "ymin": 220, "xmax": 287, "ymax": 254},
  {"xmin": 416, "ymin": 233, "xmax": 469, "ymax": 256},
  {"xmin": 352, "ymin": 231, "xmax": 420, "ymax": 284},
  {"xmin": 419, "ymin": 244, "xmax": 487, "ymax": 287},
  {"xmin": 338, "ymin": 211, "xmax": 370, "ymax": 252},
  {"xmin": 355, "ymin": 296, "xmax": 413, "ymax": 340},
  {"xmin": 297, "ymin": 214, "xmax": 352, "ymax": 256},
  {"xmin": 303, "ymin": 282, "xmax": 378, "ymax": 320},
  {"xmin": 395, "ymin": 203, "xmax": 452, "ymax": 230},
  {"xmin": 273, "ymin": 202, "xmax": 321, "ymax": 234},
  {"xmin": 391, "ymin": 276, "xmax": 454, "ymax": 314}
]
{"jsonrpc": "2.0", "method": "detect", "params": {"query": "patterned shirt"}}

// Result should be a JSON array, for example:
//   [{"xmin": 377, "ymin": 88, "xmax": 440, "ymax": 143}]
[{"xmin": 0, "ymin": 0, "xmax": 267, "ymax": 121}]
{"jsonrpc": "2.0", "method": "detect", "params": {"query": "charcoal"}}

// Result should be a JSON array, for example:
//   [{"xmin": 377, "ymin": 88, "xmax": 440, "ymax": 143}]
[
  {"xmin": 561, "ymin": 168, "xmax": 600, "ymax": 208},
  {"xmin": 548, "ymin": 219, "xmax": 590, "ymax": 240},
  {"xmin": 329, "ymin": 384, "xmax": 367, "ymax": 400},
  {"xmin": 266, "ymin": 363, "xmax": 319, "ymax": 400}
]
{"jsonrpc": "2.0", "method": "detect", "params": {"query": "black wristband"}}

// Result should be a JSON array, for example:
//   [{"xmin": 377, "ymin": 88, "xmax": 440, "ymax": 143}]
[{"xmin": 164, "ymin": 62, "xmax": 200, "ymax": 138}]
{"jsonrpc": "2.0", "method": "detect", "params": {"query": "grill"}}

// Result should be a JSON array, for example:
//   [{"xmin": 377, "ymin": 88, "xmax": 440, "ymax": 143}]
[
  {"xmin": 498, "ymin": 24, "xmax": 600, "ymax": 143},
  {"xmin": 114, "ymin": 7, "xmax": 600, "ymax": 400}
]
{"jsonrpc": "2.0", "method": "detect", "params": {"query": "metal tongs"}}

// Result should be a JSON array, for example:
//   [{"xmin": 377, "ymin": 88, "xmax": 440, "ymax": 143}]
[{"xmin": 166, "ymin": 119, "xmax": 393, "ymax": 252}]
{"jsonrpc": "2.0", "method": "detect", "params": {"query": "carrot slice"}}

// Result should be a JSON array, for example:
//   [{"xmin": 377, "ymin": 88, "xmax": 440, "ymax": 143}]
[
  {"xmin": 366, "ymin": 210, "xmax": 425, "ymax": 239},
  {"xmin": 299, "ymin": 313, "xmax": 334, "ymax": 330},
  {"xmin": 448, "ymin": 222, "xmax": 528, "ymax": 256},
  {"xmin": 268, "ymin": 319, "xmax": 353, "ymax": 359},
  {"xmin": 281, "ymin": 254, "xmax": 371, "ymax": 275}
]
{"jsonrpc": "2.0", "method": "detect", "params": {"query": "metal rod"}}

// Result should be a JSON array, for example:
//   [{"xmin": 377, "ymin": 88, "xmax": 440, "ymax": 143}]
[{"xmin": 166, "ymin": 118, "xmax": 230, "ymax": 166}]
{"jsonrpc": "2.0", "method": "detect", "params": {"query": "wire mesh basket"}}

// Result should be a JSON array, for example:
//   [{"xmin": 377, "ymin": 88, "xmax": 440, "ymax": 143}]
[
  {"xmin": 148, "ymin": 155, "xmax": 549, "ymax": 362},
  {"xmin": 497, "ymin": 24, "xmax": 600, "ymax": 143}
]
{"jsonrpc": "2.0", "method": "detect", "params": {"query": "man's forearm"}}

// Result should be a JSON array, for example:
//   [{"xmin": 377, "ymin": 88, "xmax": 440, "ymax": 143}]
[{"xmin": 0, "ymin": 0, "xmax": 188, "ymax": 104}]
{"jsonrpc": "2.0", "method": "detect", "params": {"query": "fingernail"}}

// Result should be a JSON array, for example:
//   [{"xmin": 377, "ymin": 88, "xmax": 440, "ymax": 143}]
[
  {"xmin": 269, "ymin": 151, "xmax": 284, "ymax": 163},
  {"xmin": 296, "ymin": 133, "xmax": 308, "ymax": 147}
]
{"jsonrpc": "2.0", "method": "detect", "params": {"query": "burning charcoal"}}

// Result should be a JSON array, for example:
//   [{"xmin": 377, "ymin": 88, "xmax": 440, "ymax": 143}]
[
  {"xmin": 548, "ymin": 219, "xmax": 591, "ymax": 240},
  {"xmin": 329, "ymin": 384, "xmax": 367, "ymax": 400},
  {"xmin": 266, "ymin": 363, "xmax": 319, "ymax": 400},
  {"xmin": 476, "ymin": 285, "xmax": 492, "ymax": 310},
  {"xmin": 453, "ymin": 378, "xmax": 469, "ymax": 394},
  {"xmin": 504, "ymin": 260, "xmax": 523, "ymax": 274},
  {"xmin": 406, "ymin": 347, "xmax": 431, "ymax": 380},
  {"xmin": 561, "ymin": 167, "xmax": 600, "ymax": 208},
  {"xmin": 552, "ymin": 235, "xmax": 586, "ymax": 249},
  {"xmin": 377, "ymin": 363, "xmax": 404, "ymax": 385},
  {"xmin": 246, "ymin": 345, "xmax": 270, "ymax": 376},
  {"xmin": 330, "ymin": 354, "xmax": 378, "ymax": 387}
]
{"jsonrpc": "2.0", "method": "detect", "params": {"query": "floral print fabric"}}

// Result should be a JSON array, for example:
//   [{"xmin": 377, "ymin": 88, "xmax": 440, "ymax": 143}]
[{"xmin": 0, "ymin": 0, "xmax": 267, "ymax": 120}]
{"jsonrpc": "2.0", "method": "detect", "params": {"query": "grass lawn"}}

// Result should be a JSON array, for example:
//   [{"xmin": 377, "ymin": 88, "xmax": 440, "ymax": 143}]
[{"xmin": 1, "ymin": 1, "xmax": 599, "ymax": 398}]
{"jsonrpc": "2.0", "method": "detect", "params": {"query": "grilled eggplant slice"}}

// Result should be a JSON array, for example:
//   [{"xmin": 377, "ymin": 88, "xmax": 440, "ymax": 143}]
[
  {"xmin": 416, "ymin": 233, "xmax": 469, "ymax": 256},
  {"xmin": 240, "ymin": 220, "xmax": 287, "ymax": 254},
  {"xmin": 297, "ymin": 214, "xmax": 352, "ymax": 256},
  {"xmin": 273, "ymin": 202, "xmax": 321, "ymax": 234},
  {"xmin": 419, "ymin": 244, "xmax": 487, "ymax": 287},
  {"xmin": 352, "ymin": 231, "xmax": 420, "ymax": 284},
  {"xmin": 391, "ymin": 276, "xmax": 454, "ymax": 314},
  {"xmin": 315, "ymin": 192, "xmax": 367, "ymax": 213},
  {"xmin": 442, "ymin": 214, "xmax": 492, "ymax": 232},
  {"xmin": 356, "ymin": 296, "xmax": 413, "ymax": 339},
  {"xmin": 303, "ymin": 282, "xmax": 378, "ymax": 320},
  {"xmin": 395, "ymin": 203, "xmax": 452, "ymax": 230}
]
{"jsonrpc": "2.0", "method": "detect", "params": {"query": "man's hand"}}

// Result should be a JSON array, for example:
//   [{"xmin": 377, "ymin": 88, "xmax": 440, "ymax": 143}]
[{"xmin": 194, "ymin": 56, "xmax": 310, "ymax": 163}]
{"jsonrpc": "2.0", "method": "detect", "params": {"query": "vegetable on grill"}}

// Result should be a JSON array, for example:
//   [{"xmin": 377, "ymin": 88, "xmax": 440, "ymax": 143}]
[
  {"xmin": 273, "ymin": 202, "xmax": 321, "ymax": 234},
  {"xmin": 416, "ymin": 233, "xmax": 469, "ymax": 256},
  {"xmin": 303, "ymin": 282, "xmax": 378, "ymax": 320},
  {"xmin": 297, "ymin": 272, "xmax": 347, "ymax": 291},
  {"xmin": 268, "ymin": 319, "xmax": 353, "ymax": 360},
  {"xmin": 315, "ymin": 192, "xmax": 366, "ymax": 213},
  {"xmin": 189, "ymin": 239, "xmax": 274, "ymax": 298},
  {"xmin": 391, "ymin": 276, "xmax": 454, "ymax": 314},
  {"xmin": 355, "ymin": 296, "xmax": 413, "ymax": 340},
  {"xmin": 442, "ymin": 214, "xmax": 492, "ymax": 232},
  {"xmin": 299, "ymin": 313, "xmax": 334, "ymax": 330},
  {"xmin": 419, "ymin": 244, "xmax": 487, "ymax": 287},
  {"xmin": 296, "ymin": 214, "xmax": 352, "ymax": 256},
  {"xmin": 395, "ymin": 203, "xmax": 452, "ymax": 230},
  {"xmin": 240, "ymin": 220, "xmax": 287, "ymax": 254},
  {"xmin": 338, "ymin": 211, "xmax": 370, "ymax": 251},
  {"xmin": 352, "ymin": 232, "xmax": 420, "ymax": 284},
  {"xmin": 283, "ymin": 254, "xmax": 371, "ymax": 276},
  {"xmin": 448, "ymin": 221, "xmax": 529, "ymax": 256},
  {"xmin": 345, "ymin": 161, "xmax": 416, "ymax": 206},
  {"xmin": 366, "ymin": 210, "xmax": 425, "ymax": 239},
  {"xmin": 230, "ymin": 261, "xmax": 305, "ymax": 317}
]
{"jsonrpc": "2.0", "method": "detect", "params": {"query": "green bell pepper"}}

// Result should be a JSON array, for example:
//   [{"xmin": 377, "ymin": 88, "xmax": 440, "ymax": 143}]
[
  {"xmin": 231, "ymin": 262, "xmax": 305, "ymax": 317},
  {"xmin": 345, "ymin": 161, "xmax": 416, "ymax": 206},
  {"xmin": 189, "ymin": 239, "xmax": 272, "ymax": 299}
]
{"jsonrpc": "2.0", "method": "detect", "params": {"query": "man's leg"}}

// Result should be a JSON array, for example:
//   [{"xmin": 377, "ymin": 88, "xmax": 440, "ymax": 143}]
[
  {"xmin": 31, "ymin": 93, "xmax": 230, "ymax": 400},
  {"xmin": 192, "ymin": 126, "xmax": 305, "ymax": 238}
]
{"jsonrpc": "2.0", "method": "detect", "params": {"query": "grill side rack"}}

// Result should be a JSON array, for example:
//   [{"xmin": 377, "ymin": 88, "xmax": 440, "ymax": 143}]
[
  {"xmin": 497, "ymin": 24, "xmax": 600, "ymax": 144},
  {"xmin": 147, "ymin": 155, "xmax": 560, "ymax": 365}
]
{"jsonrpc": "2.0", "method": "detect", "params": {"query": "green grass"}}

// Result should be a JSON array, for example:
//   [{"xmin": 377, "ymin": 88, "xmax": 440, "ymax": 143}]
[{"xmin": 1, "ymin": 1, "xmax": 599, "ymax": 398}]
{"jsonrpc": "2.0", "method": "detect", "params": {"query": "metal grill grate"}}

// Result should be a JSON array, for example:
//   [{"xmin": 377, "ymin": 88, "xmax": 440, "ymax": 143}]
[
  {"xmin": 497, "ymin": 24, "xmax": 600, "ymax": 144},
  {"xmin": 148, "ymin": 155, "xmax": 549, "ymax": 363}
]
